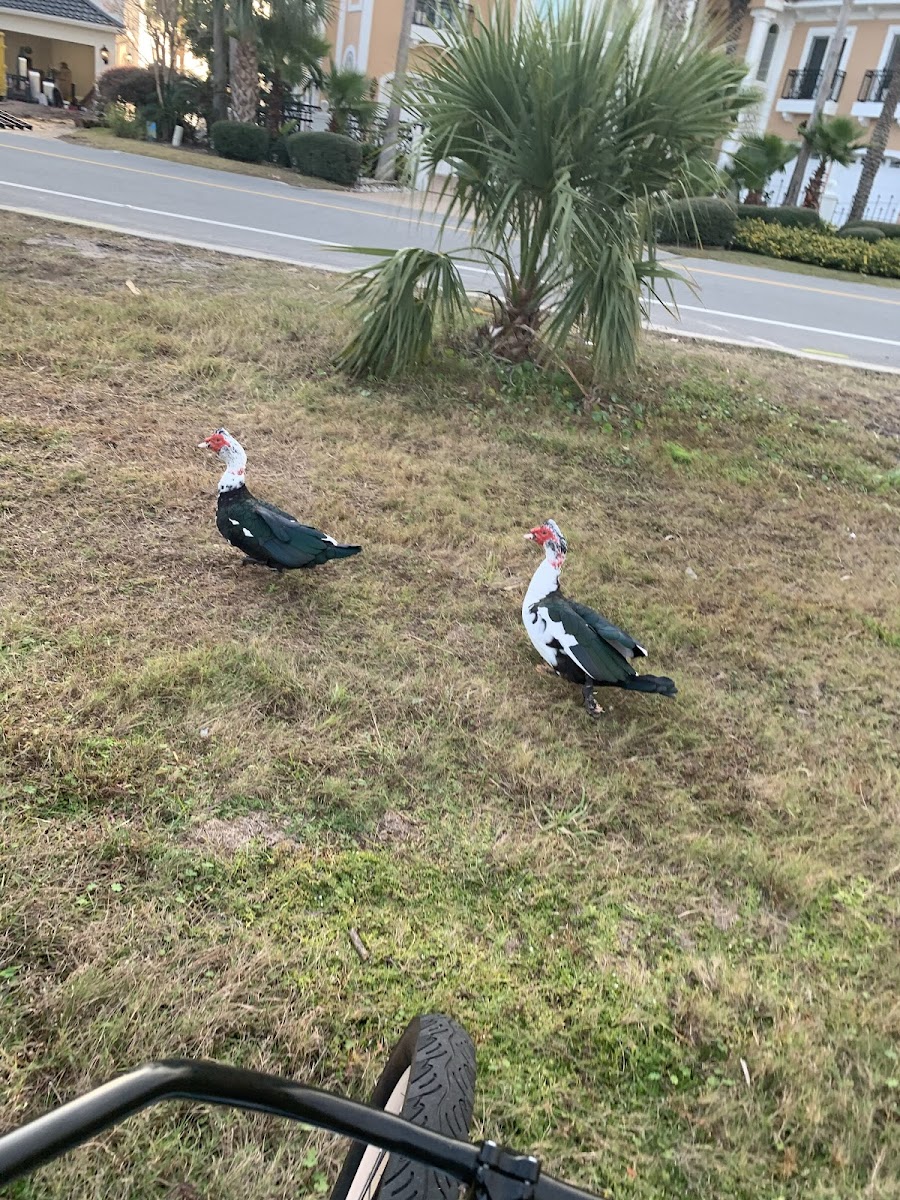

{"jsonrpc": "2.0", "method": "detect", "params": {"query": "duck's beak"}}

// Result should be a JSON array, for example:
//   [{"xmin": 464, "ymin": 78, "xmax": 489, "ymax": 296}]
[{"xmin": 524, "ymin": 531, "xmax": 536, "ymax": 541}]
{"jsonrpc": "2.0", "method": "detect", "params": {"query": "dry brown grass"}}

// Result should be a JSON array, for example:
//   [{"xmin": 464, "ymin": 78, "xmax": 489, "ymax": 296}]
[{"xmin": 1, "ymin": 212, "xmax": 898, "ymax": 1200}]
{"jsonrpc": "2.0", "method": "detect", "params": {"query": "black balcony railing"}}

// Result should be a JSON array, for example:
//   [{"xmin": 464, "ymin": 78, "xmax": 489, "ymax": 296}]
[
  {"xmin": 412, "ymin": 0, "xmax": 473, "ymax": 29},
  {"xmin": 782, "ymin": 67, "xmax": 845, "ymax": 102},
  {"xmin": 857, "ymin": 68, "xmax": 896, "ymax": 103}
]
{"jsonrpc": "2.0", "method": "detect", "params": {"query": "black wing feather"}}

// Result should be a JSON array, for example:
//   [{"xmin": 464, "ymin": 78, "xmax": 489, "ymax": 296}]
[{"xmin": 539, "ymin": 596, "xmax": 636, "ymax": 685}]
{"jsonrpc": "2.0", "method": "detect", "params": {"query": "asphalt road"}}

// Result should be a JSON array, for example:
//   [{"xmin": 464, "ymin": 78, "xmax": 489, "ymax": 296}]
[{"xmin": 3, "ymin": 131, "xmax": 900, "ymax": 372}]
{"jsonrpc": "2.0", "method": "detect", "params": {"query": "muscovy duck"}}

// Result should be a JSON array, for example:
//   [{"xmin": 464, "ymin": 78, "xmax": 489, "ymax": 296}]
[
  {"xmin": 198, "ymin": 429, "xmax": 362, "ymax": 571},
  {"xmin": 522, "ymin": 520, "xmax": 677, "ymax": 717}
]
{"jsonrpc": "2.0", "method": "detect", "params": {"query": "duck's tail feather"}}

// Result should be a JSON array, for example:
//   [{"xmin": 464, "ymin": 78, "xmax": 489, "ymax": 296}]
[
  {"xmin": 326, "ymin": 543, "xmax": 362, "ymax": 560},
  {"xmin": 623, "ymin": 674, "xmax": 677, "ymax": 697}
]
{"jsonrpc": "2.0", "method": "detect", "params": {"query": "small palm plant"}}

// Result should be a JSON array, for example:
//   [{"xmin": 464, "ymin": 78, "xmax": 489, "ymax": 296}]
[
  {"xmin": 322, "ymin": 63, "xmax": 380, "ymax": 137},
  {"xmin": 800, "ymin": 115, "xmax": 867, "ymax": 211},
  {"xmin": 727, "ymin": 132, "xmax": 797, "ymax": 204},
  {"xmin": 338, "ymin": 0, "xmax": 749, "ymax": 384}
]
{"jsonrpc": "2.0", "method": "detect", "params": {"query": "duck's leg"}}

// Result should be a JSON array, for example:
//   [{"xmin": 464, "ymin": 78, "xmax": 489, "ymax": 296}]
[{"xmin": 582, "ymin": 683, "xmax": 603, "ymax": 718}]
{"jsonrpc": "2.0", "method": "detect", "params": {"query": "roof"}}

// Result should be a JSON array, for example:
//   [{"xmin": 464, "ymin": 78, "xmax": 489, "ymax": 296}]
[{"xmin": 0, "ymin": 0, "xmax": 123, "ymax": 27}]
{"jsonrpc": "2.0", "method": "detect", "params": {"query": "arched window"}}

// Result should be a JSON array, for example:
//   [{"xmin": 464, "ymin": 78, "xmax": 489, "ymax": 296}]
[
  {"xmin": 756, "ymin": 23, "xmax": 779, "ymax": 81},
  {"xmin": 343, "ymin": 46, "xmax": 356, "ymax": 68}
]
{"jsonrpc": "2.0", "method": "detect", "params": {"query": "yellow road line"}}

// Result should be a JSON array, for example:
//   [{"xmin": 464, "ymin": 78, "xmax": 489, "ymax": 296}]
[
  {"xmin": 675, "ymin": 262, "xmax": 900, "ymax": 307},
  {"xmin": 802, "ymin": 347, "xmax": 850, "ymax": 358},
  {"xmin": 0, "ymin": 141, "xmax": 451, "ymax": 230}
]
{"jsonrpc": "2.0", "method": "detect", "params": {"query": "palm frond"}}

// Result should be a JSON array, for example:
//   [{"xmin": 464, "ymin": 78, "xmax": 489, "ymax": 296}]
[{"xmin": 337, "ymin": 248, "xmax": 473, "ymax": 379}]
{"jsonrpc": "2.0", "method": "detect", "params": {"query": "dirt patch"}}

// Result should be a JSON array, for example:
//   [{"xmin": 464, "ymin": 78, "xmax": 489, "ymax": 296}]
[
  {"xmin": 184, "ymin": 815, "xmax": 295, "ymax": 854},
  {"xmin": 370, "ymin": 809, "xmax": 423, "ymax": 847},
  {"xmin": 22, "ymin": 233, "xmax": 220, "ymax": 271}
]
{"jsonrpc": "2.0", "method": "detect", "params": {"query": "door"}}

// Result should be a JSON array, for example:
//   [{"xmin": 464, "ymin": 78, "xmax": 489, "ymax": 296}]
[{"xmin": 801, "ymin": 34, "xmax": 845, "ymax": 99}]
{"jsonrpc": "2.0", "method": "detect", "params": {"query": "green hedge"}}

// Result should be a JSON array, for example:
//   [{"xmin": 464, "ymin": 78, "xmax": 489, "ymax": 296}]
[
  {"xmin": 736, "ymin": 204, "xmax": 824, "ymax": 230},
  {"xmin": 657, "ymin": 198, "xmax": 736, "ymax": 248},
  {"xmin": 839, "ymin": 220, "xmax": 900, "ymax": 240},
  {"xmin": 837, "ymin": 226, "xmax": 884, "ymax": 243},
  {"xmin": 733, "ymin": 218, "xmax": 900, "ymax": 278},
  {"xmin": 287, "ymin": 131, "xmax": 362, "ymax": 186},
  {"xmin": 211, "ymin": 121, "xmax": 269, "ymax": 163}
]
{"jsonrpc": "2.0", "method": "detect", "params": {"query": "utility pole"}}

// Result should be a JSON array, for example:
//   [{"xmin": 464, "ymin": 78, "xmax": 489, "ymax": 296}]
[
  {"xmin": 212, "ymin": 0, "xmax": 228, "ymax": 124},
  {"xmin": 375, "ymin": 0, "xmax": 417, "ymax": 181},
  {"xmin": 783, "ymin": 0, "xmax": 853, "ymax": 206}
]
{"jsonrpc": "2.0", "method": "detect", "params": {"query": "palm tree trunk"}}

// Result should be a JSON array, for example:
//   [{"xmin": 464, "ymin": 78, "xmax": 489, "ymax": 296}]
[
  {"xmin": 212, "ymin": 0, "xmax": 228, "ymax": 124},
  {"xmin": 784, "ymin": 0, "xmax": 853, "ymax": 205},
  {"xmin": 724, "ymin": 0, "xmax": 749, "ymax": 56},
  {"xmin": 802, "ymin": 159, "xmax": 827, "ymax": 210},
  {"xmin": 230, "ymin": 34, "xmax": 259, "ymax": 124},
  {"xmin": 376, "ymin": 0, "xmax": 417, "ymax": 181},
  {"xmin": 267, "ymin": 69, "xmax": 285, "ymax": 134},
  {"xmin": 848, "ymin": 67, "xmax": 900, "ymax": 223},
  {"xmin": 661, "ymin": 0, "xmax": 691, "ymax": 34}
]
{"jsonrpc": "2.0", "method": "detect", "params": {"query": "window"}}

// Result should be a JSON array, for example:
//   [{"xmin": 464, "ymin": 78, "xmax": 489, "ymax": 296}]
[
  {"xmin": 798, "ymin": 34, "xmax": 846, "ymax": 99},
  {"xmin": 343, "ymin": 46, "xmax": 356, "ymax": 68},
  {"xmin": 756, "ymin": 22, "xmax": 779, "ymax": 81}
]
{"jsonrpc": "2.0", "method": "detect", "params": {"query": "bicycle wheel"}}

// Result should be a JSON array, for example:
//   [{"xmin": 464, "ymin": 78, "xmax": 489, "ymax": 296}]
[{"xmin": 329, "ymin": 1014, "xmax": 476, "ymax": 1200}]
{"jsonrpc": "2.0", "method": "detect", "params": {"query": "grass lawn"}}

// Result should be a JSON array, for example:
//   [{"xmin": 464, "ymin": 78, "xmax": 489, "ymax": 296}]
[
  {"xmin": 665, "ymin": 244, "xmax": 900, "ymax": 291},
  {"xmin": 62, "ymin": 126, "xmax": 342, "ymax": 191},
  {"xmin": 1, "ymin": 211, "xmax": 899, "ymax": 1200}
]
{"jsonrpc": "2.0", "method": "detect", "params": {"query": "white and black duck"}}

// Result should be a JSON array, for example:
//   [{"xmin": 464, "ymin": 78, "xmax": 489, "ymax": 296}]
[
  {"xmin": 199, "ymin": 429, "xmax": 362, "ymax": 572},
  {"xmin": 522, "ymin": 519, "xmax": 677, "ymax": 717}
]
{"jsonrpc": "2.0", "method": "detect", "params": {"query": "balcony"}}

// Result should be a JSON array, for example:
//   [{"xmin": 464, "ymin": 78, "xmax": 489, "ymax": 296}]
[
  {"xmin": 852, "ymin": 68, "xmax": 900, "ymax": 120},
  {"xmin": 776, "ymin": 66, "xmax": 845, "ymax": 119},
  {"xmin": 858, "ymin": 68, "xmax": 895, "ymax": 103},
  {"xmin": 411, "ymin": 0, "xmax": 473, "ymax": 43},
  {"xmin": 782, "ymin": 67, "xmax": 845, "ymax": 102}
]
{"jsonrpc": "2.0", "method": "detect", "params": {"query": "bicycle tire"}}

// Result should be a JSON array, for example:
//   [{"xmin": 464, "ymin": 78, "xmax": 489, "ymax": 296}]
[{"xmin": 329, "ymin": 1014, "xmax": 476, "ymax": 1200}]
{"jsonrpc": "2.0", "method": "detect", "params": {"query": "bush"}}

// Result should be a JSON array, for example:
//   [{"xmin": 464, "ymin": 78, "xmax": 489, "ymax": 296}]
[
  {"xmin": 733, "ymin": 218, "xmax": 900, "ymax": 278},
  {"xmin": 211, "ymin": 121, "xmax": 270, "ymax": 163},
  {"xmin": 736, "ymin": 204, "xmax": 824, "ymax": 230},
  {"xmin": 286, "ymin": 131, "xmax": 362, "ymax": 185},
  {"xmin": 103, "ymin": 102, "xmax": 146, "ymax": 140},
  {"xmin": 840, "ymin": 220, "xmax": 900, "ymax": 240},
  {"xmin": 97, "ymin": 66, "xmax": 158, "ymax": 109},
  {"xmin": 837, "ymin": 225, "xmax": 885, "ymax": 243},
  {"xmin": 657, "ymin": 197, "xmax": 736, "ymax": 248},
  {"xmin": 270, "ymin": 135, "xmax": 291, "ymax": 167}
]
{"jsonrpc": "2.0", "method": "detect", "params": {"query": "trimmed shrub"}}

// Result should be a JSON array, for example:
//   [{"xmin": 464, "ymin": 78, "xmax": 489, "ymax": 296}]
[
  {"xmin": 840, "ymin": 220, "xmax": 900, "ymax": 240},
  {"xmin": 733, "ymin": 218, "xmax": 900, "ymax": 278},
  {"xmin": 837, "ymin": 225, "xmax": 885, "ymax": 243},
  {"xmin": 211, "ymin": 121, "xmax": 269, "ymax": 163},
  {"xmin": 286, "ymin": 131, "xmax": 362, "ymax": 185},
  {"xmin": 270, "ymin": 135, "xmax": 291, "ymax": 167},
  {"xmin": 657, "ymin": 197, "xmax": 736, "ymax": 248},
  {"xmin": 97, "ymin": 66, "xmax": 158, "ymax": 109},
  {"xmin": 736, "ymin": 204, "xmax": 824, "ymax": 230}
]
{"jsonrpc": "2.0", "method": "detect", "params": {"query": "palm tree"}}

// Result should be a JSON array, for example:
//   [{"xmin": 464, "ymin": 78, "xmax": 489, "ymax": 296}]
[
  {"xmin": 800, "ymin": 115, "xmax": 867, "ymax": 211},
  {"xmin": 321, "ymin": 62, "xmax": 380, "ymax": 137},
  {"xmin": 228, "ymin": 0, "xmax": 259, "ymax": 123},
  {"xmin": 848, "ymin": 65, "xmax": 900, "ymax": 223},
  {"xmin": 258, "ymin": 1, "xmax": 328, "ymax": 133},
  {"xmin": 338, "ymin": 0, "xmax": 749, "ymax": 383},
  {"xmin": 727, "ymin": 132, "xmax": 797, "ymax": 204},
  {"xmin": 228, "ymin": 0, "xmax": 328, "ymax": 125}
]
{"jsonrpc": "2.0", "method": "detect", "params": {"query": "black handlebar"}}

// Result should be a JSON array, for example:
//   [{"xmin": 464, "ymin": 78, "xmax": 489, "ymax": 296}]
[{"xmin": 0, "ymin": 1059, "xmax": 602, "ymax": 1200}]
